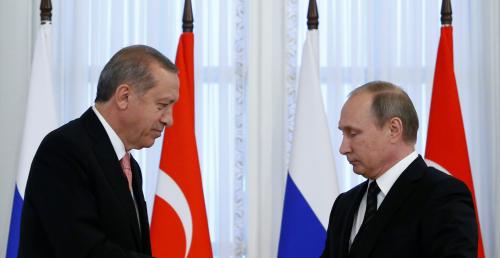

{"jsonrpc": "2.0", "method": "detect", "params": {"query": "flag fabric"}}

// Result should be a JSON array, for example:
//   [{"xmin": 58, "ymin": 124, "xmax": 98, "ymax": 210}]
[
  {"xmin": 6, "ymin": 23, "xmax": 57, "ymax": 258},
  {"xmin": 425, "ymin": 26, "xmax": 485, "ymax": 258},
  {"xmin": 150, "ymin": 32, "xmax": 213, "ymax": 258},
  {"xmin": 278, "ymin": 29, "xmax": 339, "ymax": 258}
]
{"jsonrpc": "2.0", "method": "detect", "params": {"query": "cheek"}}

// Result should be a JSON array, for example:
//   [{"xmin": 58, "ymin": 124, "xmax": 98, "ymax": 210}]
[
  {"xmin": 353, "ymin": 137, "xmax": 377, "ymax": 158},
  {"xmin": 146, "ymin": 112, "xmax": 160, "ymax": 124},
  {"xmin": 352, "ymin": 137, "xmax": 369, "ymax": 151}
]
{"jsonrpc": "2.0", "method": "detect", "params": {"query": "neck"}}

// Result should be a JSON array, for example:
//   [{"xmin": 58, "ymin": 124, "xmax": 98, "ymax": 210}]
[
  {"xmin": 371, "ymin": 144, "xmax": 415, "ymax": 180},
  {"xmin": 95, "ymin": 102, "xmax": 130, "ymax": 151}
]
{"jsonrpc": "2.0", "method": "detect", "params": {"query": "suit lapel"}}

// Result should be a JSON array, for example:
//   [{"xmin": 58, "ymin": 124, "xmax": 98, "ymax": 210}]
[
  {"xmin": 338, "ymin": 181, "xmax": 367, "ymax": 258},
  {"xmin": 80, "ymin": 108, "xmax": 144, "ymax": 250},
  {"xmin": 130, "ymin": 155, "xmax": 151, "ymax": 254},
  {"xmin": 348, "ymin": 156, "xmax": 427, "ymax": 258}
]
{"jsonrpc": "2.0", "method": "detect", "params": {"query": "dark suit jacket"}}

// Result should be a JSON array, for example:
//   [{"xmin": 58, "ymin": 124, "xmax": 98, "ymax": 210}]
[
  {"xmin": 321, "ymin": 156, "xmax": 478, "ymax": 258},
  {"xmin": 19, "ymin": 108, "xmax": 153, "ymax": 258}
]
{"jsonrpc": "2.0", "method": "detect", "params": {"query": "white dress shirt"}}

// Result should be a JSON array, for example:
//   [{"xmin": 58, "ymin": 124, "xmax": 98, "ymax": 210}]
[
  {"xmin": 92, "ymin": 106, "xmax": 126, "ymax": 161},
  {"xmin": 92, "ymin": 106, "xmax": 142, "ymax": 232}
]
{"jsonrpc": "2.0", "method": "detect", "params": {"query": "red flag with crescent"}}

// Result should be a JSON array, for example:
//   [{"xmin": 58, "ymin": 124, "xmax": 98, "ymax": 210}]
[
  {"xmin": 150, "ymin": 32, "xmax": 213, "ymax": 258},
  {"xmin": 425, "ymin": 26, "xmax": 485, "ymax": 258}
]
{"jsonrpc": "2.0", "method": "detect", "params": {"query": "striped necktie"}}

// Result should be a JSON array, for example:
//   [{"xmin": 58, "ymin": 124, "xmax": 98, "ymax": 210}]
[{"xmin": 362, "ymin": 180, "xmax": 380, "ymax": 228}]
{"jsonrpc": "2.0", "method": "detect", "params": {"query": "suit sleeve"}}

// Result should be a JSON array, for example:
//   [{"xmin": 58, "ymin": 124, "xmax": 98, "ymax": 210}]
[
  {"xmin": 421, "ymin": 177, "xmax": 478, "ymax": 258},
  {"xmin": 20, "ymin": 133, "xmax": 153, "ymax": 258},
  {"xmin": 320, "ymin": 193, "xmax": 343, "ymax": 258}
]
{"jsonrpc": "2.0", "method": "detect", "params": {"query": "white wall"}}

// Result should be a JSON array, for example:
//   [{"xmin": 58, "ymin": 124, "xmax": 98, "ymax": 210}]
[{"xmin": 0, "ymin": 0, "xmax": 34, "ymax": 256}]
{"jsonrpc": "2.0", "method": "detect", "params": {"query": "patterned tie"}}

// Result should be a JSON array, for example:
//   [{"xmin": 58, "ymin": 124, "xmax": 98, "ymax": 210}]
[
  {"xmin": 362, "ymin": 180, "xmax": 380, "ymax": 228},
  {"xmin": 120, "ymin": 152, "xmax": 133, "ymax": 191},
  {"xmin": 119, "ymin": 152, "xmax": 142, "ymax": 234}
]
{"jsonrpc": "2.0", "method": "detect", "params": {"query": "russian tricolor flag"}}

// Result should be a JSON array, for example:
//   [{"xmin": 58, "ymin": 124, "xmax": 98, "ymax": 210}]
[
  {"xmin": 278, "ymin": 29, "xmax": 339, "ymax": 258},
  {"xmin": 6, "ymin": 23, "xmax": 57, "ymax": 258}
]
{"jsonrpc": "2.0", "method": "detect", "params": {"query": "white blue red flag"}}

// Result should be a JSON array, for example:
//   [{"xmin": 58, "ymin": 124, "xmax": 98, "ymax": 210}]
[
  {"xmin": 6, "ymin": 23, "xmax": 58, "ymax": 258},
  {"xmin": 278, "ymin": 29, "xmax": 339, "ymax": 258}
]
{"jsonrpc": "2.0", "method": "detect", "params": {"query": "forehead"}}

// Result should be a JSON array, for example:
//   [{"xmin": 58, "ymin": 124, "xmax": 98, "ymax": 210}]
[
  {"xmin": 339, "ymin": 92, "xmax": 376, "ymax": 129},
  {"xmin": 145, "ymin": 65, "xmax": 179, "ymax": 99}
]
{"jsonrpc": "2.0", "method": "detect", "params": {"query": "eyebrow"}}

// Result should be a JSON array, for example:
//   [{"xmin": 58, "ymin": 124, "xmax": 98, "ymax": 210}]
[
  {"xmin": 157, "ymin": 95, "xmax": 178, "ymax": 102},
  {"xmin": 338, "ymin": 125, "xmax": 348, "ymax": 131},
  {"xmin": 338, "ymin": 125, "xmax": 360, "ymax": 132}
]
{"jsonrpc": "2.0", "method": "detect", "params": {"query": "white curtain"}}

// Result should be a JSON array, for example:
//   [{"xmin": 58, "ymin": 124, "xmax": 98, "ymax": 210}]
[
  {"xmin": 43, "ymin": 0, "xmax": 499, "ymax": 257},
  {"xmin": 51, "ymin": 0, "xmax": 247, "ymax": 257},
  {"xmin": 284, "ymin": 0, "xmax": 497, "ymax": 257}
]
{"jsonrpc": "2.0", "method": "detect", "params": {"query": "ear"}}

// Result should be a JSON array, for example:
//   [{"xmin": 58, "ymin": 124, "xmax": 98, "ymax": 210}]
[
  {"xmin": 387, "ymin": 117, "xmax": 403, "ymax": 143},
  {"xmin": 114, "ymin": 84, "xmax": 131, "ymax": 110}
]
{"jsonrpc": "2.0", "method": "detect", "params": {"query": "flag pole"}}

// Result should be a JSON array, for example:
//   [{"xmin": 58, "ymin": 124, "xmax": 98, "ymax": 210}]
[
  {"xmin": 182, "ymin": 0, "xmax": 193, "ymax": 32},
  {"xmin": 6, "ymin": 1, "xmax": 55, "ymax": 257},
  {"xmin": 40, "ymin": 0, "xmax": 52, "ymax": 24},
  {"xmin": 440, "ymin": 0, "xmax": 452, "ymax": 26},
  {"xmin": 151, "ymin": 0, "xmax": 212, "ymax": 256},
  {"xmin": 307, "ymin": 0, "xmax": 318, "ymax": 30},
  {"xmin": 278, "ymin": 0, "xmax": 339, "ymax": 256},
  {"xmin": 425, "ymin": 0, "xmax": 485, "ymax": 256}
]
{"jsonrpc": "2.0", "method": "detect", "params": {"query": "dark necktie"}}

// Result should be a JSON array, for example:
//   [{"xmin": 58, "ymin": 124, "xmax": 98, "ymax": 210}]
[{"xmin": 361, "ymin": 180, "xmax": 380, "ymax": 228}]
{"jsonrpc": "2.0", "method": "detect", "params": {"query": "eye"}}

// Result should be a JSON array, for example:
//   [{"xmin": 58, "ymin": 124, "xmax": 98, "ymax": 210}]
[
  {"xmin": 157, "ymin": 103, "xmax": 169, "ymax": 110},
  {"xmin": 346, "ymin": 129, "xmax": 359, "ymax": 138}
]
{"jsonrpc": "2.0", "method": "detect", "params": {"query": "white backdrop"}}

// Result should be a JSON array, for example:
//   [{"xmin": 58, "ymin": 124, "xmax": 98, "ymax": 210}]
[
  {"xmin": 1, "ymin": 0, "xmax": 499, "ymax": 257},
  {"xmin": 50, "ymin": 0, "xmax": 247, "ymax": 256},
  {"xmin": 249, "ymin": 0, "xmax": 500, "ymax": 257},
  {"xmin": 279, "ymin": 1, "xmax": 498, "ymax": 257}
]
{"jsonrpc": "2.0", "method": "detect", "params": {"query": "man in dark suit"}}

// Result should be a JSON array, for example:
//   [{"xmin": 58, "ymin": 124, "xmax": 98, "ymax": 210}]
[
  {"xmin": 321, "ymin": 81, "xmax": 478, "ymax": 258},
  {"xmin": 19, "ymin": 45, "xmax": 179, "ymax": 257}
]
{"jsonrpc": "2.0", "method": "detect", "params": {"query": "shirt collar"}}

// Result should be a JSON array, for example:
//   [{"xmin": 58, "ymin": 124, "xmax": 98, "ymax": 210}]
[
  {"xmin": 92, "ymin": 106, "xmax": 127, "ymax": 160},
  {"xmin": 374, "ymin": 151, "xmax": 418, "ymax": 196}
]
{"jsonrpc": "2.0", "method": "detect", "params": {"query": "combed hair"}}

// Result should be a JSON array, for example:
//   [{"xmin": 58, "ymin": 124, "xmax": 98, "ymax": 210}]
[
  {"xmin": 95, "ymin": 45, "xmax": 177, "ymax": 102},
  {"xmin": 350, "ymin": 81, "xmax": 419, "ymax": 143}
]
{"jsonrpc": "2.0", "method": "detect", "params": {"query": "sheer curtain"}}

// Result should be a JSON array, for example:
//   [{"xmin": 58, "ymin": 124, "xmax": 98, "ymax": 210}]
[
  {"xmin": 38, "ymin": 0, "xmax": 499, "ymax": 257},
  {"xmin": 285, "ymin": 0, "xmax": 495, "ymax": 257},
  {"xmin": 51, "ymin": 0, "xmax": 247, "ymax": 257}
]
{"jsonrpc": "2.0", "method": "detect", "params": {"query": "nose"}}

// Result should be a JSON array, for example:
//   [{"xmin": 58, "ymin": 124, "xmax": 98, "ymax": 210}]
[
  {"xmin": 339, "ymin": 136, "xmax": 351, "ymax": 155},
  {"xmin": 161, "ymin": 108, "xmax": 174, "ymax": 128}
]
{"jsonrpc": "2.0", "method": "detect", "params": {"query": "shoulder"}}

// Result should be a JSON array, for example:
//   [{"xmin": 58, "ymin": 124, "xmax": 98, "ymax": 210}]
[
  {"xmin": 344, "ymin": 180, "xmax": 366, "ymax": 198},
  {"xmin": 413, "ymin": 166, "xmax": 475, "ymax": 218},
  {"xmin": 39, "ymin": 108, "xmax": 99, "ymax": 149},
  {"xmin": 38, "ymin": 116, "xmax": 87, "ymax": 154},
  {"xmin": 420, "ymin": 166, "xmax": 471, "ymax": 195},
  {"xmin": 416, "ymin": 166, "xmax": 478, "ymax": 256},
  {"xmin": 32, "ymin": 111, "xmax": 102, "ymax": 172},
  {"xmin": 26, "ymin": 117, "xmax": 92, "ymax": 196},
  {"xmin": 405, "ymin": 156, "xmax": 472, "ymax": 198},
  {"xmin": 333, "ymin": 181, "xmax": 366, "ymax": 208}
]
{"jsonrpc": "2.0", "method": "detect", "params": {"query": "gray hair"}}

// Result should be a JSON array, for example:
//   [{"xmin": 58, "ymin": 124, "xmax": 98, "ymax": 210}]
[
  {"xmin": 350, "ymin": 81, "xmax": 419, "ymax": 143},
  {"xmin": 95, "ymin": 45, "xmax": 178, "ymax": 102}
]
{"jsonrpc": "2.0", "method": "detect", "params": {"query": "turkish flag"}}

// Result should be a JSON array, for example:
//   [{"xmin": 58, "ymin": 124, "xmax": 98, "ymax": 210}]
[
  {"xmin": 150, "ymin": 32, "xmax": 213, "ymax": 258},
  {"xmin": 425, "ymin": 26, "xmax": 485, "ymax": 258}
]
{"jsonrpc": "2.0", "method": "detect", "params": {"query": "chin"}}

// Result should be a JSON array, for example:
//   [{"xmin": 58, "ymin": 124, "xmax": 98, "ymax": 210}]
[
  {"xmin": 144, "ymin": 141, "xmax": 155, "ymax": 148},
  {"xmin": 136, "ymin": 140, "xmax": 155, "ymax": 150},
  {"xmin": 352, "ymin": 167, "xmax": 365, "ymax": 176}
]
